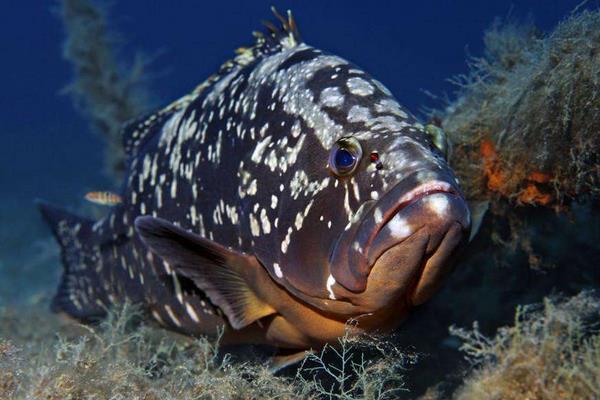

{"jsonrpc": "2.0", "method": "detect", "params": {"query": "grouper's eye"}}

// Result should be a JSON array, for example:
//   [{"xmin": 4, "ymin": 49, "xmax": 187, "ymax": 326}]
[{"xmin": 329, "ymin": 137, "xmax": 363, "ymax": 177}]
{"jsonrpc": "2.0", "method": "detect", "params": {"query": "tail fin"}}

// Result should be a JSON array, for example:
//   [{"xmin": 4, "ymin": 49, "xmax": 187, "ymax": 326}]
[{"xmin": 37, "ymin": 200, "xmax": 107, "ymax": 322}]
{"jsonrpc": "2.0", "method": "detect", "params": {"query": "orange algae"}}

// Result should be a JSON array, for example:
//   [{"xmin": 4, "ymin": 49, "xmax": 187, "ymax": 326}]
[{"xmin": 479, "ymin": 139, "xmax": 555, "ymax": 206}]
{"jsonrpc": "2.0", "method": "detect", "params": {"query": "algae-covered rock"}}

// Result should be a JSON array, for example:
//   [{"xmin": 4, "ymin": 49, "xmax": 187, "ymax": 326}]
[
  {"xmin": 439, "ymin": 11, "xmax": 600, "ymax": 208},
  {"xmin": 451, "ymin": 292, "xmax": 600, "ymax": 400}
]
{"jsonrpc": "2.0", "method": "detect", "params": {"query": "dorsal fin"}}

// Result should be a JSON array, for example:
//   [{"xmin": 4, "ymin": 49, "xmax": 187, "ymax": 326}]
[
  {"xmin": 232, "ymin": 8, "xmax": 302, "ymax": 68},
  {"xmin": 121, "ymin": 109, "xmax": 169, "ymax": 159},
  {"xmin": 122, "ymin": 8, "xmax": 303, "ymax": 160}
]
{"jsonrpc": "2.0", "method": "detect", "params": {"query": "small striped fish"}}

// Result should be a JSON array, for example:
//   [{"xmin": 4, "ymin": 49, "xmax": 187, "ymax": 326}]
[{"xmin": 84, "ymin": 191, "xmax": 122, "ymax": 206}]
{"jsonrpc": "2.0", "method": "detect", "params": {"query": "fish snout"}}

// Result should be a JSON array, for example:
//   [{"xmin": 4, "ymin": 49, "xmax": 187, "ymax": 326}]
[{"xmin": 329, "ymin": 180, "xmax": 470, "ymax": 310}]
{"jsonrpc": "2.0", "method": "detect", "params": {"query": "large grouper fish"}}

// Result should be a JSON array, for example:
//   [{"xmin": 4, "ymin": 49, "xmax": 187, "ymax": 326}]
[{"xmin": 39, "ymin": 10, "xmax": 471, "ymax": 356}]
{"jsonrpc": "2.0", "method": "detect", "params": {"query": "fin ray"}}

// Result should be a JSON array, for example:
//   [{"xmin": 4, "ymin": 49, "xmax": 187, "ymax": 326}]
[{"xmin": 135, "ymin": 216, "xmax": 276, "ymax": 329}]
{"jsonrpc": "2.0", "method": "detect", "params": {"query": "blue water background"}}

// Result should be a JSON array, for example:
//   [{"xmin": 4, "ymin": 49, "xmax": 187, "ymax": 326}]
[{"xmin": 0, "ymin": 0, "xmax": 595, "ymax": 302}]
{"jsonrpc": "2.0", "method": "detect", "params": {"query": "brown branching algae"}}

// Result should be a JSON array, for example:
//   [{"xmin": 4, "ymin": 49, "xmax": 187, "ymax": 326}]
[
  {"xmin": 0, "ymin": 304, "xmax": 414, "ymax": 399},
  {"xmin": 59, "ymin": 0, "xmax": 150, "ymax": 182},
  {"xmin": 451, "ymin": 292, "xmax": 600, "ymax": 400}
]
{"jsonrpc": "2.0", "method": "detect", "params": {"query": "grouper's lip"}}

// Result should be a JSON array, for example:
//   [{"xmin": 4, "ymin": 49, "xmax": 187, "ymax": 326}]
[
  {"xmin": 329, "ymin": 178, "xmax": 460, "ymax": 293},
  {"xmin": 365, "ymin": 181, "xmax": 457, "ymax": 261}
]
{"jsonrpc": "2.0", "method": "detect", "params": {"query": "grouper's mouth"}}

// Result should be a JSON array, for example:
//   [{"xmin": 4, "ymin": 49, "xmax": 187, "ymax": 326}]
[
  {"xmin": 329, "ymin": 179, "xmax": 466, "ymax": 293},
  {"xmin": 366, "ymin": 181, "xmax": 458, "ymax": 262},
  {"xmin": 276, "ymin": 177, "xmax": 470, "ymax": 317}
]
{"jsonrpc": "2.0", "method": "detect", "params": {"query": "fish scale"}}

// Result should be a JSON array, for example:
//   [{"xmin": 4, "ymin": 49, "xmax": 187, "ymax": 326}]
[{"xmin": 39, "ymin": 10, "xmax": 471, "ymax": 351}]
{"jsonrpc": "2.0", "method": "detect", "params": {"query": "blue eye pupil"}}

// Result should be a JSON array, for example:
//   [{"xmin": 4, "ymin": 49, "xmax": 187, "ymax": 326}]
[{"xmin": 335, "ymin": 148, "xmax": 355, "ymax": 169}]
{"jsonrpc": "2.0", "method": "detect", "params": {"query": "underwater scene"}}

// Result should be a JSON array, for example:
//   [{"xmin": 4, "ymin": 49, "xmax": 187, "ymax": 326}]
[{"xmin": 1, "ymin": 1, "xmax": 599, "ymax": 398}]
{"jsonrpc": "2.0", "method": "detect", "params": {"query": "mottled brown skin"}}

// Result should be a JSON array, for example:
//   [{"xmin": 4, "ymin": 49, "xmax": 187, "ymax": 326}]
[
  {"xmin": 141, "ymin": 188, "xmax": 470, "ymax": 350},
  {"xmin": 40, "ymin": 12, "xmax": 471, "ymax": 355},
  {"xmin": 248, "ymin": 202, "xmax": 466, "ymax": 349}
]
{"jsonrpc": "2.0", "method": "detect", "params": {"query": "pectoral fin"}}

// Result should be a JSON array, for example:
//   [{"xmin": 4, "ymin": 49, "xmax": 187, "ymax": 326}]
[{"xmin": 135, "ymin": 216, "xmax": 275, "ymax": 330}]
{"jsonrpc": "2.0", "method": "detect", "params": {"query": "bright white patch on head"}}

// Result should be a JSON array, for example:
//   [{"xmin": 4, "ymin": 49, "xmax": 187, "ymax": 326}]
[
  {"xmin": 374, "ymin": 98, "xmax": 409, "ymax": 118},
  {"xmin": 347, "ymin": 105, "xmax": 371, "ymax": 123},
  {"xmin": 370, "ymin": 191, "xmax": 379, "ymax": 200},
  {"xmin": 386, "ymin": 215, "xmax": 412, "ymax": 239},
  {"xmin": 271, "ymin": 195, "xmax": 278, "ymax": 209},
  {"xmin": 185, "ymin": 303, "xmax": 200, "ymax": 323},
  {"xmin": 374, "ymin": 208, "xmax": 383, "ymax": 224},
  {"xmin": 326, "ymin": 274, "xmax": 336, "ymax": 300},
  {"xmin": 347, "ymin": 77, "xmax": 374, "ymax": 96},
  {"xmin": 320, "ymin": 87, "xmax": 344, "ymax": 108},
  {"xmin": 273, "ymin": 263, "xmax": 283, "ymax": 278},
  {"xmin": 427, "ymin": 194, "xmax": 450, "ymax": 217},
  {"xmin": 251, "ymin": 51, "xmax": 347, "ymax": 149}
]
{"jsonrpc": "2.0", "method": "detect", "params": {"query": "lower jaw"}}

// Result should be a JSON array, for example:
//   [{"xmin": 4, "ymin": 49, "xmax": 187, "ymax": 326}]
[{"xmin": 409, "ymin": 222, "xmax": 465, "ymax": 305}]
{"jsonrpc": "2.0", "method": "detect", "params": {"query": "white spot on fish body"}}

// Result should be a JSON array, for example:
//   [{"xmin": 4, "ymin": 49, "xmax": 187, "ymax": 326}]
[
  {"xmin": 266, "ymin": 149, "xmax": 278, "ymax": 171},
  {"xmin": 273, "ymin": 263, "xmax": 283, "ymax": 278},
  {"xmin": 249, "ymin": 213, "xmax": 261, "ymax": 237},
  {"xmin": 346, "ymin": 77, "xmax": 374, "ymax": 96},
  {"xmin": 370, "ymin": 191, "xmax": 379, "ymax": 200},
  {"xmin": 326, "ymin": 274, "xmax": 336, "ymax": 300},
  {"xmin": 281, "ymin": 227, "xmax": 293, "ymax": 254},
  {"xmin": 374, "ymin": 208, "xmax": 383, "ymax": 224},
  {"xmin": 387, "ymin": 215, "xmax": 412, "ymax": 239},
  {"xmin": 347, "ymin": 105, "xmax": 371, "ymax": 123},
  {"xmin": 291, "ymin": 120, "xmax": 302, "ymax": 138},
  {"xmin": 427, "ymin": 194, "xmax": 450, "ymax": 217},
  {"xmin": 271, "ymin": 195, "xmax": 278, "ymax": 209},
  {"xmin": 320, "ymin": 87, "xmax": 344, "ymax": 108},
  {"xmin": 260, "ymin": 208, "xmax": 271, "ymax": 234},
  {"xmin": 247, "ymin": 179, "xmax": 258, "ymax": 196},
  {"xmin": 251, "ymin": 136, "xmax": 272, "ymax": 163},
  {"xmin": 164, "ymin": 305, "xmax": 181, "ymax": 327},
  {"xmin": 152, "ymin": 310, "xmax": 165, "ymax": 325},
  {"xmin": 185, "ymin": 303, "xmax": 200, "ymax": 323},
  {"xmin": 294, "ymin": 212, "xmax": 304, "ymax": 231}
]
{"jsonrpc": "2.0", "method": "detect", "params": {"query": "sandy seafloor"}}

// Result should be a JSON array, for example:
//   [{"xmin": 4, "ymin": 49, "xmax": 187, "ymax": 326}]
[{"xmin": 1, "ymin": 1, "xmax": 599, "ymax": 398}]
